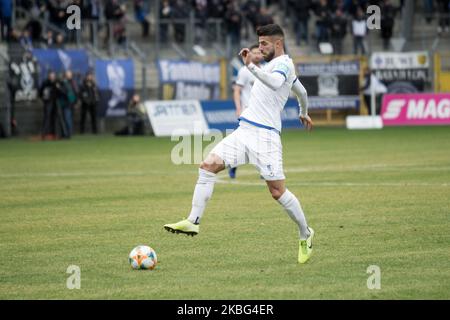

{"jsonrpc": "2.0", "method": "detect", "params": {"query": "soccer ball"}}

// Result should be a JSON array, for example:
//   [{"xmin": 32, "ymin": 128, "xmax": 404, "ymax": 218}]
[{"xmin": 128, "ymin": 245, "xmax": 157, "ymax": 270}]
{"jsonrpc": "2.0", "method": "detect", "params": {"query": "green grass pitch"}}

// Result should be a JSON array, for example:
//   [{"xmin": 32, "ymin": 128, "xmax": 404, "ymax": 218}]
[{"xmin": 0, "ymin": 126, "xmax": 449, "ymax": 299}]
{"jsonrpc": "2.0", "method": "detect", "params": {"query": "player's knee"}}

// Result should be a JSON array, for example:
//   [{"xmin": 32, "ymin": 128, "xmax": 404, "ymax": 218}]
[
  {"xmin": 200, "ymin": 161, "xmax": 219, "ymax": 173},
  {"xmin": 199, "ymin": 161, "xmax": 212, "ymax": 172},
  {"xmin": 270, "ymin": 188, "xmax": 283, "ymax": 200},
  {"xmin": 200, "ymin": 154, "xmax": 224, "ymax": 173}
]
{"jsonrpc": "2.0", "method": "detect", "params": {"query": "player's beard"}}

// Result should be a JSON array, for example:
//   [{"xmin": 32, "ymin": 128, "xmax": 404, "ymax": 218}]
[{"xmin": 263, "ymin": 48, "xmax": 275, "ymax": 62}]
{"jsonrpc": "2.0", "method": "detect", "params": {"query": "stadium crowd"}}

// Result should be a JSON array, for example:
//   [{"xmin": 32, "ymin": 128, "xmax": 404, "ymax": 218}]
[{"xmin": 1, "ymin": 0, "xmax": 449, "ymax": 51}]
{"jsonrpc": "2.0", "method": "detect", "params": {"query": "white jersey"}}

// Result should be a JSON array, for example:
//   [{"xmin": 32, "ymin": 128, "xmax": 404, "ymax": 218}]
[
  {"xmin": 240, "ymin": 54, "xmax": 297, "ymax": 132},
  {"xmin": 235, "ymin": 66, "xmax": 256, "ymax": 110}
]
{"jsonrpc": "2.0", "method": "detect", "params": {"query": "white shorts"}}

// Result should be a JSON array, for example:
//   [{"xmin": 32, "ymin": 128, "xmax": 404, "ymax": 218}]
[{"xmin": 210, "ymin": 122, "xmax": 285, "ymax": 181}]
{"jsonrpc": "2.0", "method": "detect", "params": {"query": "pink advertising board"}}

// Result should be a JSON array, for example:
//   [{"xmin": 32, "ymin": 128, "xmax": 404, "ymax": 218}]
[{"xmin": 381, "ymin": 93, "xmax": 450, "ymax": 126}]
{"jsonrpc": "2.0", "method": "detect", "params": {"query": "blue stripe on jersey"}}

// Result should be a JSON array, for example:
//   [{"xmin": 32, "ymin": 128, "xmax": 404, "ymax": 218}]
[
  {"xmin": 272, "ymin": 70, "xmax": 287, "ymax": 81},
  {"xmin": 293, "ymin": 77, "xmax": 298, "ymax": 84},
  {"xmin": 238, "ymin": 117, "xmax": 281, "ymax": 135}
]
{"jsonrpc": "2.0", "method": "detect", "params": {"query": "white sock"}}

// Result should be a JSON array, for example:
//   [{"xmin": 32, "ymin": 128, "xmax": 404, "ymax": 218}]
[
  {"xmin": 187, "ymin": 168, "xmax": 217, "ymax": 224},
  {"xmin": 277, "ymin": 189, "xmax": 310, "ymax": 240}
]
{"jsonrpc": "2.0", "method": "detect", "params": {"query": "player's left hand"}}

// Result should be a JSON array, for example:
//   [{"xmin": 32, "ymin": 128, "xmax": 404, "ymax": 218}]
[{"xmin": 300, "ymin": 115, "xmax": 314, "ymax": 131}]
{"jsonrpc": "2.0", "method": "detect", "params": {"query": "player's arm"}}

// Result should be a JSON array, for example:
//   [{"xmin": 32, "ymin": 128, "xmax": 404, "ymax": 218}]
[
  {"xmin": 239, "ymin": 48, "xmax": 285, "ymax": 91},
  {"xmin": 233, "ymin": 84, "xmax": 243, "ymax": 117},
  {"xmin": 246, "ymin": 63, "xmax": 285, "ymax": 91},
  {"xmin": 291, "ymin": 77, "xmax": 313, "ymax": 131}
]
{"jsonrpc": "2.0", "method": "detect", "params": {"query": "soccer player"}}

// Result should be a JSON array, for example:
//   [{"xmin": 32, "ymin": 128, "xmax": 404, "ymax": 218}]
[
  {"xmin": 229, "ymin": 44, "xmax": 263, "ymax": 179},
  {"xmin": 164, "ymin": 24, "xmax": 315, "ymax": 264}
]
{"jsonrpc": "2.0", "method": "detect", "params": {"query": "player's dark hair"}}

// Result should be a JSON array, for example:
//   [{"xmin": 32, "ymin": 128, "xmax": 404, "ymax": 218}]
[
  {"xmin": 256, "ymin": 24, "xmax": 284, "ymax": 38},
  {"xmin": 249, "ymin": 44, "xmax": 259, "ymax": 51}
]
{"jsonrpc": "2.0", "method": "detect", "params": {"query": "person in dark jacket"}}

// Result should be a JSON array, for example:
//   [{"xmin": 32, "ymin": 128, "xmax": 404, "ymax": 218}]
[
  {"xmin": 292, "ymin": 0, "xmax": 312, "ymax": 45},
  {"xmin": 39, "ymin": 71, "xmax": 58, "ymax": 140},
  {"xmin": 330, "ymin": 9, "xmax": 348, "ymax": 54},
  {"xmin": 56, "ymin": 70, "xmax": 78, "ymax": 138},
  {"xmin": 79, "ymin": 72, "xmax": 99, "ymax": 134}
]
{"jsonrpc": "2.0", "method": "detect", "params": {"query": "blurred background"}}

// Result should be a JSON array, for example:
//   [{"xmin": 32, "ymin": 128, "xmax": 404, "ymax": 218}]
[{"xmin": 0, "ymin": 0, "xmax": 449, "ymax": 138}]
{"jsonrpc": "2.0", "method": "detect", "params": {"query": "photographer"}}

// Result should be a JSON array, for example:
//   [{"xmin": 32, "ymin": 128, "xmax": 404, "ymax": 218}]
[
  {"xmin": 39, "ymin": 71, "xmax": 58, "ymax": 140},
  {"xmin": 79, "ymin": 71, "xmax": 99, "ymax": 134}
]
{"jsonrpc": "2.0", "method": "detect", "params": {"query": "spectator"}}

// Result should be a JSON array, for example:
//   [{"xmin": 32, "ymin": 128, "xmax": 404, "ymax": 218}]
[
  {"xmin": 39, "ymin": 71, "xmax": 58, "ymax": 140},
  {"xmin": 41, "ymin": 30, "xmax": 54, "ymax": 48},
  {"xmin": 83, "ymin": 0, "xmax": 101, "ymax": 44},
  {"xmin": 352, "ymin": 7, "xmax": 367, "ymax": 55},
  {"xmin": 79, "ymin": 71, "xmax": 99, "ymax": 134},
  {"xmin": 345, "ymin": 0, "xmax": 365, "ymax": 18},
  {"xmin": 56, "ymin": 70, "xmax": 78, "ymax": 138},
  {"xmin": 134, "ymin": 0, "xmax": 150, "ymax": 38},
  {"xmin": 224, "ymin": 0, "xmax": 242, "ymax": 53},
  {"xmin": 330, "ymin": 9, "xmax": 347, "ymax": 55},
  {"xmin": 54, "ymin": 33, "xmax": 65, "ymax": 49},
  {"xmin": 24, "ymin": 11, "xmax": 43, "ymax": 42},
  {"xmin": 1, "ymin": 0, "xmax": 12, "ymax": 41},
  {"xmin": 437, "ymin": 0, "xmax": 450, "ymax": 35},
  {"xmin": 241, "ymin": 0, "xmax": 260, "ymax": 35},
  {"xmin": 208, "ymin": 0, "xmax": 227, "ymax": 19},
  {"xmin": 423, "ymin": 0, "xmax": 434, "ymax": 24},
  {"xmin": 159, "ymin": 0, "xmax": 171, "ymax": 43},
  {"xmin": 7, "ymin": 28, "xmax": 23, "ymax": 54},
  {"xmin": 255, "ymin": 7, "xmax": 274, "ymax": 30},
  {"xmin": 314, "ymin": 0, "xmax": 331, "ymax": 45},
  {"xmin": 380, "ymin": 0, "xmax": 397, "ymax": 50},
  {"xmin": 172, "ymin": 0, "xmax": 189, "ymax": 43},
  {"xmin": 19, "ymin": 29, "xmax": 33, "ymax": 51},
  {"xmin": 115, "ymin": 94, "xmax": 146, "ymax": 136},
  {"xmin": 194, "ymin": 0, "xmax": 208, "ymax": 44},
  {"xmin": 47, "ymin": 0, "xmax": 69, "ymax": 29},
  {"xmin": 104, "ymin": 0, "xmax": 126, "ymax": 46},
  {"xmin": 292, "ymin": 0, "xmax": 312, "ymax": 46}
]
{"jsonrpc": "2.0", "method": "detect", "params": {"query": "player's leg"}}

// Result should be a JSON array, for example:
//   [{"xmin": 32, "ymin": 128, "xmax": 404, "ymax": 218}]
[
  {"xmin": 248, "ymin": 128, "xmax": 314, "ymax": 263},
  {"xmin": 163, "ymin": 153, "xmax": 224, "ymax": 236},
  {"xmin": 266, "ymin": 179, "xmax": 314, "ymax": 264},
  {"xmin": 266, "ymin": 179, "xmax": 311, "ymax": 240},
  {"xmin": 228, "ymin": 167, "xmax": 237, "ymax": 179},
  {"xmin": 187, "ymin": 153, "xmax": 225, "ymax": 224},
  {"xmin": 164, "ymin": 129, "xmax": 245, "ymax": 236}
]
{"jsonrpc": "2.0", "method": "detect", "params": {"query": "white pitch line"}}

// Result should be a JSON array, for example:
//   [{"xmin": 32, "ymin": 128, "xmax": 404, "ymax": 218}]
[
  {"xmin": 216, "ymin": 178, "xmax": 450, "ymax": 187},
  {"xmin": 0, "ymin": 171, "xmax": 153, "ymax": 178},
  {"xmin": 0, "ymin": 163, "xmax": 449, "ymax": 179}
]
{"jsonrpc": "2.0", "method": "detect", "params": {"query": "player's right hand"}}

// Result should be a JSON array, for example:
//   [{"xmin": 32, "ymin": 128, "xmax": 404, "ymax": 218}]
[
  {"xmin": 300, "ymin": 115, "xmax": 314, "ymax": 131},
  {"xmin": 239, "ymin": 48, "xmax": 251, "ymax": 65}
]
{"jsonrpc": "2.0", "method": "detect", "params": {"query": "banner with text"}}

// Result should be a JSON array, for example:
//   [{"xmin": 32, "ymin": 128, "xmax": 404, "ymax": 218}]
[
  {"xmin": 145, "ymin": 100, "xmax": 209, "ymax": 137},
  {"xmin": 296, "ymin": 60, "xmax": 360, "ymax": 109},
  {"xmin": 157, "ymin": 60, "xmax": 221, "ymax": 100},
  {"xmin": 381, "ymin": 93, "xmax": 450, "ymax": 126},
  {"xmin": 371, "ymin": 51, "xmax": 429, "ymax": 93}
]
